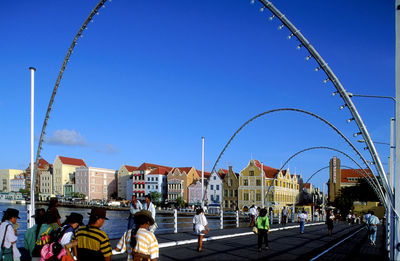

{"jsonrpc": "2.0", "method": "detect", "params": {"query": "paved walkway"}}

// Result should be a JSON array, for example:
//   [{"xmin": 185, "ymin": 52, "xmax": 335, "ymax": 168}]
[{"xmin": 110, "ymin": 222, "xmax": 387, "ymax": 260}]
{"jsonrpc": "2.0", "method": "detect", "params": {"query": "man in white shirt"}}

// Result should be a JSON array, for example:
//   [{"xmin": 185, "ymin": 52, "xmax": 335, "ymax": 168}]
[
  {"xmin": 367, "ymin": 211, "xmax": 380, "ymax": 246},
  {"xmin": 144, "ymin": 195, "xmax": 157, "ymax": 232},
  {"xmin": 298, "ymin": 211, "xmax": 308, "ymax": 234},
  {"xmin": 128, "ymin": 194, "xmax": 143, "ymax": 230}
]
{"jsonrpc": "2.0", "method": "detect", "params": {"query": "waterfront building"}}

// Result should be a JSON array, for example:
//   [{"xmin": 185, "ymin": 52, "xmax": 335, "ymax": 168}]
[
  {"xmin": 117, "ymin": 165, "xmax": 137, "ymax": 200},
  {"xmin": 207, "ymin": 170, "xmax": 225, "ymax": 206},
  {"xmin": 238, "ymin": 159, "xmax": 300, "ymax": 214},
  {"xmin": 328, "ymin": 156, "xmax": 374, "ymax": 203},
  {"xmin": 75, "ymin": 166, "xmax": 117, "ymax": 201},
  {"xmin": 188, "ymin": 180, "xmax": 208, "ymax": 206},
  {"xmin": 24, "ymin": 158, "xmax": 52, "ymax": 194},
  {"xmin": 53, "ymin": 156, "xmax": 86, "ymax": 195},
  {"xmin": 0, "ymin": 169, "xmax": 24, "ymax": 192},
  {"xmin": 167, "ymin": 167, "xmax": 200, "ymax": 204},
  {"xmin": 9, "ymin": 174, "xmax": 25, "ymax": 192},
  {"xmin": 39, "ymin": 170, "xmax": 53, "ymax": 200},
  {"xmin": 145, "ymin": 167, "xmax": 169, "ymax": 202},
  {"xmin": 128, "ymin": 163, "xmax": 172, "ymax": 201},
  {"xmin": 222, "ymin": 166, "xmax": 239, "ymax": 211}
]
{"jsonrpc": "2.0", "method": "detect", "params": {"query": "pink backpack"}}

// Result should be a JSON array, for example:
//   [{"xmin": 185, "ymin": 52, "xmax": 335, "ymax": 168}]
[{"xmin": 40, "ymin": 242, "xmax": 67, "ymax": 261}]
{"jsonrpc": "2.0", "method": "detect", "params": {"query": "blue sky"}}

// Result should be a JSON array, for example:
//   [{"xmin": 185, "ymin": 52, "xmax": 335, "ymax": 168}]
[{"xmin": 0, "ymin": 0, "xmax": 395, "ymax": 190}]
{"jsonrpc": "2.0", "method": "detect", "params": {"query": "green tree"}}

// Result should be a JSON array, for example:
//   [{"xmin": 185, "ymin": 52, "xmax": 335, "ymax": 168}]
[
  {"xmin": 71, "ymin": 192, "xmax": 86, "ymax": 200},
  {"xmin": 149, "ymin": 191, "xmax": 162, "ymax": 206},
  {"xmin": 176, "ymin": 196, "xmax": 185, "ymax": 208}
]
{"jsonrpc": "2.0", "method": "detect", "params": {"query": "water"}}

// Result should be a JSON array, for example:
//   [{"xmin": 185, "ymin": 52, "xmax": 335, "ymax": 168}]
[{"xmin": 0, "ymin": 203, "xmax": 222, "ymax": 247}]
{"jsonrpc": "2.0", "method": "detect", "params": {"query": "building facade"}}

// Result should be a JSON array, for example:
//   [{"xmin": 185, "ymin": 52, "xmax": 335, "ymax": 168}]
[
  {"xmin": 167, "ymin": 167, "xmax": 200, "ymax": 203},
  {"xmin": 145, "ymin": 167, "xmax": 169, "ymax": 202},
  {"xmin": 222, "ymin": 166, "xmax": 239, "ymax": 211},
  {"xmin": 10, "ymin": 174, "xmax": 25, "ymax": 192},
  {"xmin": 0, "ymin": 169, "xmax": 24, "ymax": 192},
  {"xmin": 75, "ymin": 166, "xmax": 116, "ymax": 201},
  {"xmin": 188, "ymin": 180, "xmax": 208, "ymax": 205},
  {"xmin": 117, "ymin": 165, "xmax": 137, "ymax": 200},
  {"xmin": 39, "ymin": 170, "xmax": 53, "ymax": 200},
  {"xmin": 53, "ymin": 156, "xmax": 86, "ymax": 195},
  {"xmin": 207, "ymin": 171, "xmax": 224, "ymax": 206}
]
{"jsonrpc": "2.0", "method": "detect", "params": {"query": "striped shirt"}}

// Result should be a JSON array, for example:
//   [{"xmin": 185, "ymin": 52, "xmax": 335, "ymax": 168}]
[
  {"xmin": 133, "ymin": 228, "xmax": 159, "ymax": 260},
  {"xmin": 73, "ymin": 226, "xmax": 112, "ymax": 260},
  {"xmin": 116, "ymin": 229, "xmax": 134, "ymax": 261}
]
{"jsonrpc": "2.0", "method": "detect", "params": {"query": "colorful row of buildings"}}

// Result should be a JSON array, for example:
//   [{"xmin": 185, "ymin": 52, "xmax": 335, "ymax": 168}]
[{"xmin": 1, "ymin": 155, "xmax": 372, "ymax": 212}]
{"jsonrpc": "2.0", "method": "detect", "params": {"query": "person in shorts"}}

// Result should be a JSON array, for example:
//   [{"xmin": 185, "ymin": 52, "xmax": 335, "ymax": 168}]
[{"xmin": 193, "ymin": 208, "xmax": 210, "ymax": 252}]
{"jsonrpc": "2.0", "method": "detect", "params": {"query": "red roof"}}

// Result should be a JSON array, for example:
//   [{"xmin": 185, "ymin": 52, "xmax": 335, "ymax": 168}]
[
  {"xmin": 37, "ymin": 158, "xmax": 50, "ymax": 169},
  {"xmin": 176, "ymin": 167, "xmax": 193, "ymax": 174},
  {"xmin": 253, "ymin": 160, "xmax": 279, "ymax": 178},
  {"xmin": 341, "ymin": 168, "xmax": 374, "ymax": 183},
  {"xmin": 137, "ymin": 162, "xmax": 172, "ymax": 172},
  {"xmin": 149, "ymin": 167, "xmax": 170, "ymax": 176},
  {"xmin": 59, "ymin": 156, "xmax": 87, "ymax": 167},
  {"xmin": 124, "ymin": 165, "xmax": 137, "ymax": 172},
  {"xmin": 195, "ymin": 169, "xmax": 211, "ymax": 178}
]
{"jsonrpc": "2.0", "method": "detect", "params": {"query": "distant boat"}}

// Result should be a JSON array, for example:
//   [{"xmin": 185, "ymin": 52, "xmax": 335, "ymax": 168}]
[{"xmin": 0, "ymin": 192, "xmax": 26, "ymax": 204}]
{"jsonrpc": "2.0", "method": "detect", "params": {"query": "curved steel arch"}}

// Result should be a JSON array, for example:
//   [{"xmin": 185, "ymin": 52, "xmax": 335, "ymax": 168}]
[
  {"xmin": 256, "ymin": 0, "xmax": 392, "ymax": 202},
  {"xmin": 34, "ymin": 0, "xmax": 107, "ymax": 190},
  {"xmin": 263, "ymin": 146, "xmax": 384, "ymax": 204},
  {"xmin": 210, "ymin": 108, "xmax": 383, "ymax": 203}
]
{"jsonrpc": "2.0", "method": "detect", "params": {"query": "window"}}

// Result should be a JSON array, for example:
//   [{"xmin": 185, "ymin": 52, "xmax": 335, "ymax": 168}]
[
  {"xmin": 256, "ymin": 180, "xmax": 261, "ymax": 186},
  {"xmin": 92, "ymin": 179, "xmax": 95, "ymax": 184},
  {"xmin": 211, "ymin": 195, "xmax": 214, "ymax": 201},
  {"xmin": 148, "ymin": 185, "xmax": 150, "ymax": 189},
  {"xmin": 214, "ymin": 176, "xmax": 216, "ymax": 180},
  {"xmin": 155, "ymin": 177, "xmax": 158, "ymax": 181},
  {"xmin": 256, "ymin": 193, "xmax": 261, "ymax": 201},
  {"xmin": 224, "ymin": 190, "xmax": 228, "ymax": 197},
  {"xmin": 156, "ymin": 185, "xmax": 158, "ymax": 189},
  {"xmin": 244, "ymin": 193, "xmax": 249, "ymax": 201},
  {"xmin": 216, "ymin": 195, "xmax": 220, "ymax": 202},
  {"xmin": 244, "ymin": 179, "xmax": 248, "ymax": 186},
  {"xmin": 230, "ymin": 190, "xmax": 233, "ymax": 197},
  {"xmin": 216, "ymin": 185, "xmax": 219, "ymax": 190},
  {"xmin": 235, "ymin": 190, "xmax": 238, "ymax": 197},
  {"xmin": 229, "ymin": 179, "xmax": 233, "ymax": 186},
  {"xmin": 249, "ymin": 170, "xmax": 254, "ymax": 176},
  {"xmin": 225, "ymin": 200, "xmax": 228, "ymax": 208},
  {"xmin": 104, "ymin": 188, "xmax": 107, "ymax": 193},
  {"xmin": 91, "ymin": 186, "xmax": 95, "ymax": 192},
  {"xmin": 211, "ymin": 185, "xmax": 214, "ymax": 190}
]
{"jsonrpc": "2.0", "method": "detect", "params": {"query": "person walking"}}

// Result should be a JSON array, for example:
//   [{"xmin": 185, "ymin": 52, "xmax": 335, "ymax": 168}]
[
  {"xmin": 46, "ymin": 197, "xmax": 61, "ymax": 231},
  {"xmin": 367, "ymin": 211, "xmax": 380, "ymax": 246},
  {"xmin": 127, "ymin": 195, "xmax": 143, "ymax": 230},
  {"xmin": 326, "ymin": 210, "xmax": 335, "ymax": 236},
  {"xmin": 298, "ymin": 210, "xmax": 308, "ymax": 234},
  {"xmin": 193, "ymin": 208, "xmax": 210, "ymax": 252},
  {"xmin": 0, "ymin": 208, "xmax": 21, "ymax": 261},
  {"xmin": 130, "ymin": 210, "xmax": 159, "ymax": 261},
  {"xmin": 255, "ymin": 208, "xmax": 270, "ymax": 252},
  {"xmin": 249, "ymin": 205, "xmax": 256, "ymax": 227},
  {"xmin": 73, "ymin": 207, "xmax": 112, "ymax": 261},
  {"xmin": 281, "ymin": 207, "xmax": 288, "ymax": 226},
  {"xmin": 23, "ymin": 208, "xmax": 53, "ymax": 261},
  {"xmin": 144, "ymin": 195, "xmax": 157, "ymax": 233}
]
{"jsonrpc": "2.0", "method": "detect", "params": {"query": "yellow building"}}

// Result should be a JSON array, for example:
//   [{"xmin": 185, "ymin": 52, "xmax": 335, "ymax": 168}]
[
  {"xmin": 117, "ymin": 165, "xmax": 137, "ymax": 199},
  {"xmin": 53, "ymin": 156, "xmax": 86, "ymax": 196},
  {"xmin": 0, "ymin": 169, "xmax": 24, "ymax": 192},
  {"xmin": 238, "ymin": 159, "xmax": 300, "ymax": 214}
]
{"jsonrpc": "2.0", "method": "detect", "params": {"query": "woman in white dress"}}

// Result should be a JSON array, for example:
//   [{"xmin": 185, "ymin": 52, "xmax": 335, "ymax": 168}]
[{"xmin": 193, "ymin": 208, "xmax": 210, "ymax": 252}]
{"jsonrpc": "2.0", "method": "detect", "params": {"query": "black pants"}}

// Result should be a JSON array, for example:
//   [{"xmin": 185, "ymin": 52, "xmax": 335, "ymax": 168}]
[{"xmin": 258, "ymin": 229, "xmax": 269, "ymax": 248}]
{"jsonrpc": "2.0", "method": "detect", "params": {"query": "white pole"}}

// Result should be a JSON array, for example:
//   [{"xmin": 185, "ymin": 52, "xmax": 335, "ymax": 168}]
[
  {"xmin": 394, "ymin": 1, "xmax": 400, "ymax": 260},
  {"xmin": 29, "ymin": 67, "xmax": 36, "ymax": 229},
  {"xmin": 261, "ymin": 162, "xmax": 264, "ymax": 208},
  {"xmin": 201, "ymin": 137, "xmax": 204, "ymax": 208},
  {"xmin": 390, "ymin": 117, "xmax": 395, "ymax": 257}
]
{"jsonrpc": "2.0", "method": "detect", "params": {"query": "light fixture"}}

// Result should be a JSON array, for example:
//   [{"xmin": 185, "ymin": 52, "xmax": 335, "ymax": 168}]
[
  {"xmin": 305, "ymin": 55, "xmax": 312, "ymax": 61},
  {"xmin": 353, "ymin": 132, "xmax": 362, "ymax": 137},
  {"xmin": 287, "ymin": 33, "xmax": 294, "ymax": 39},
  {"xmin": 323, "ymin": 78, "xmax": 330, "ymax": 84},
  {"xmin": 339, "ymin": 104, "xmax": 347, "ymax": 110},
  {"xmin": 331, "ymin": 91, "xmax": 339, "ymax": 96},
  {"xmin": 357, "ymin": 139, "xmax": 366, "ymax": 143},
  {"xmin": 278, "ymin": 24, "xmax": 284, "ymax": 30},
  {"xmin": 314, "ymin": 66, "xmax": 321, "ymax": 72},
  {"xmin": 296, "ymin": 44, "xmax": 303, "ymax": 50},
  {"xmin": 269, "ymin": 15, "xmax": 275, "ymax": 21},
  {"xmin": 260, "ymin": 6, "xmax": 265, "ymax": 12},
  {"xmin": 347, "ymin": 118, "xmax": 355, "ymax": 123}
]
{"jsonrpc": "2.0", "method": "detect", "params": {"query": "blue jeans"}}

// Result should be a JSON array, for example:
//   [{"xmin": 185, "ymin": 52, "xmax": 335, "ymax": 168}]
[
  {"xmin": 127, "ymin": 215, "xmax": 136, "ymax": 230},
  {"xmin": 300, "ymin": 221, "xmax": 305, "ymax": 233},
  {"xmin": 369, "ymin": 226, "xmax": 377, "ymax": 243}
]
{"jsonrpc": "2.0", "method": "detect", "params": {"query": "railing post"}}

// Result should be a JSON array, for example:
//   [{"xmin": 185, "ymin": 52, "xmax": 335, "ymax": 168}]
[
  {"xmin": 278, "ymin": 211, "xmax": 281, "ymax": 226},
  {"xmin": 174, "ymin": 209, "xmax": 177, "ymax": 233},
  {"xmin": 236, "ymin": 210, "xmax": 239, "ymax": 228},
  {"xmin": 220, "ymin": 210, "xmax": 224, "ymax": 229}
]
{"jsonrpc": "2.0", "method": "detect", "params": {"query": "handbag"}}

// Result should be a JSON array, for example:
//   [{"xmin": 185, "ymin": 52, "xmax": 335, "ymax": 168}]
[{"xmin": 252, "ymin": 226, "xmax": 258, "ymax": 234}]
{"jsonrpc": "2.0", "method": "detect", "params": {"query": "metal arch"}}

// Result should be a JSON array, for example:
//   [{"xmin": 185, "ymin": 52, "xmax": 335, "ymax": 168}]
[
  {"xmin": 33, "ymin": 0, "xmax": 107, "ymax": 188},
  {"xmin": 263, "ymin": 146, "xmax": 384, "ymax": 204},
  {"xmin": 257, "ymin": 0, "xmax": 392, "ymax": 202},
  {"xmin": 210, "ymin": 108, "xmax": 382, "ymax": 200}
]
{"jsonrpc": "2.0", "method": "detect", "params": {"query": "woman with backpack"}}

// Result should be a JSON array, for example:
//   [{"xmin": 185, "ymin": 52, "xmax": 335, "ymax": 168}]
[
  {"xmin": 0, "ymin": 208, "xmax": 20, "ymax": 261},
  {"xmin": 24, "ymin": 208, "xmax": 52, "ymax": 261},
  {"xmin": 255, "ymin": 208, "xmax": 270, "ymax": 252}
]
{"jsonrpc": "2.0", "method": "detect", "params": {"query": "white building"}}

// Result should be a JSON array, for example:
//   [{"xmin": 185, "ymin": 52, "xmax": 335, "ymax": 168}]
[
  {"xmin": 145, "ymin": 167, "xmax": 168, "ymax": 202},
  {"xmin": 10, "ymin": 174, "xmax": 25, "ymax": 192},
  {"xmin": 0, "ymin": 169, "xmax": 24, "ymax": 192},
  {"xmin": 207, "ymin": 171, "xmax": 224, "ymax": 205},
  {"xmin": 39, "ymin": 170, "xmax": 54, "ymax": 200}
]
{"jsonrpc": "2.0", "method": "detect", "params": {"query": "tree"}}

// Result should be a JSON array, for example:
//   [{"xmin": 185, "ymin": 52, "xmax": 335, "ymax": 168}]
[
  {"xmin": 71, "ymin": 192, "xmax": 86, "ymax": 200},
  {"xmin": 176, "ymin": 196, "xmax": 185, "ymax": 208},
  {"xmin": 149, "ymin": 191, "xmax": 162, "ymax": 206}
]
